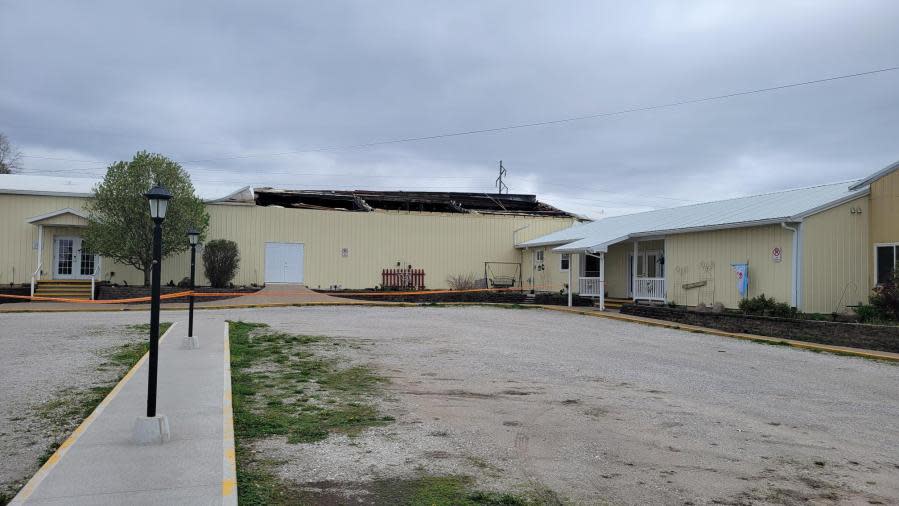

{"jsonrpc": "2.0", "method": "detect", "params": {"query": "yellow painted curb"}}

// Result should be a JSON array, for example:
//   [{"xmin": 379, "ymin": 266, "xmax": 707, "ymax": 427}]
[
  {"xmin": 222, "ymin": 322, "xmax": 238, "ymax": 505},
  {"xmin": 536, "ymin": 305, "xmax": 899, "ymax": 363},
  {"xmin": 10, "ymin": 323, "xmax": 180, "ymax": 504}
]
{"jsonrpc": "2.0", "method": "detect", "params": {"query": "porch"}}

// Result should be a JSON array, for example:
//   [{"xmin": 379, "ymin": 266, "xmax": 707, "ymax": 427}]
[
  {"xmin": 571, "ymin": 239, "xmax": 666, "ymax": 308},
  {"xmin": 26, "ymin": 208, "xmax": 100, "ymax": 299}
]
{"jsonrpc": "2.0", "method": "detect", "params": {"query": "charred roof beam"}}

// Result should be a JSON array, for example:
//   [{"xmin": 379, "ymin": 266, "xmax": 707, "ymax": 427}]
[{"xmin": 353, "ymin": 194, "xmax": 373, "ymax": 212}]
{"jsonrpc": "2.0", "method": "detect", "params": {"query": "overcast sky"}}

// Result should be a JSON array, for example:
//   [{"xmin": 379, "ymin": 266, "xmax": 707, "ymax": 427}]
[{"xmin": 2, "ymin": 1, "xmax": 897, "ymax": 218}]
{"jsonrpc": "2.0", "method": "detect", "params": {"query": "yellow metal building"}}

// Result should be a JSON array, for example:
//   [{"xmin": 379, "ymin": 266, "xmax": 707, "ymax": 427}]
[
  {"xmin": 520, "ymin": 160, "xmax": 899, "ymax": 314},
  {"xmin": 0, "ymin": 176, "xmax": 578, "ymax": 295}
]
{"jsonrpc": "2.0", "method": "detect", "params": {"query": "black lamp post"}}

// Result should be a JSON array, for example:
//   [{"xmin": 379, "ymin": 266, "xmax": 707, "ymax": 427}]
[
  {"xmin": 143, "ymin": 185, "xmax": 172, "ymax": 418},
  {"xmin": 186, "ymin": 228, "xmax": 200, "ymax": 345}
]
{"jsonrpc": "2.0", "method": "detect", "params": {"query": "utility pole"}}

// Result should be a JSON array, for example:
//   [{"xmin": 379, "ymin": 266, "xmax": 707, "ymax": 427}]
[{"xmin": 495, "ymin": 160, "xmax": 509, "ymax": 194}]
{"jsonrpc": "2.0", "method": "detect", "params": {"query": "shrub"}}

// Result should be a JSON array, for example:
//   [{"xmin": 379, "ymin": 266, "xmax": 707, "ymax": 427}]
[
  {"xmin": 871, "ymin": 270, "xmax": 899, "ymax": 321},
  {"xmin": 854, "ymin": 303, "xmax": 886, "ymax": 324},
  {"xmin": 203, "ymin": 239, "xmax": 240, "ymax": 288},
  {"xmin": 738, "ymin": 294, "xmax": 797, "ymax": 319},
  {"xmin": 446, "ymin": 273, "xmax": 479, "ymax": 290}
]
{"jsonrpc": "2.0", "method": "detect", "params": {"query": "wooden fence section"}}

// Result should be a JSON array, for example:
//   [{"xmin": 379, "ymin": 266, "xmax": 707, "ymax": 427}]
[{"xmin": 381, "ymin": 268, "xmax": 425, "ymax": 290}]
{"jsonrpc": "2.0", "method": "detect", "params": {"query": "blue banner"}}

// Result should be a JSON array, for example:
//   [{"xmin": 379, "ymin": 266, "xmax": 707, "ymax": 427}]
[{"xmin": 731, "ymin": 263, "xmax": 749, "ymax": 297}]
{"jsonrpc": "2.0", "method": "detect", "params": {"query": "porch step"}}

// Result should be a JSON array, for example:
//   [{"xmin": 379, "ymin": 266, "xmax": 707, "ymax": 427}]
[
  {"xmin": 599, "ymin": 298, "xmax": 631, "ymax": 309},
  {"xmin": 34, "ymin": 280, "xmax": 93, "ymax": 300}
]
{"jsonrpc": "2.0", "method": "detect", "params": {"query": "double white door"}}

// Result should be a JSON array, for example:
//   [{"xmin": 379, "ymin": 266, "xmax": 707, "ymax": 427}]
[
  {"xmin": 264, "ymin": 242, "xmax": 304, "ymax": 283},
  {"xmin": 53, "ymin": 236, "xmax": 97, "ymax": 279}
]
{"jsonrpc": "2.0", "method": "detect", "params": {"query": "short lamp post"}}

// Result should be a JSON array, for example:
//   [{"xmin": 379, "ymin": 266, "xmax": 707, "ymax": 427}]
[
  {"xmin": 185, "ymin": 228, "xmax": 200, "ymax": 349},
  {"xmin": 133, "ymin": 185, "xmax": 173, "ymax": 445}
]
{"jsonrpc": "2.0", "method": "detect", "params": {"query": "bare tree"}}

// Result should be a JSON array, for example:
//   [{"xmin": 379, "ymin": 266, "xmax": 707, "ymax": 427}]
[{"xmin": 0, "ymin": 133, "xmax": 23, "ymax": 174}]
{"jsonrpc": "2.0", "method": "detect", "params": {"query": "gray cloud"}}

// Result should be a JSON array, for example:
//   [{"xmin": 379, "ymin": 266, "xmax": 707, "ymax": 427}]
[{"xmin": 2, "ymin": 0, "xmax": 898, "ymax": 218}]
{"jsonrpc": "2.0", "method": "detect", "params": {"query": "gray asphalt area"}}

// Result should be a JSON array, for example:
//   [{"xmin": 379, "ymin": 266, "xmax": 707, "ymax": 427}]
[{"xmin": 2, "ymin": 305, "xmax": 898, "ymax": 504}]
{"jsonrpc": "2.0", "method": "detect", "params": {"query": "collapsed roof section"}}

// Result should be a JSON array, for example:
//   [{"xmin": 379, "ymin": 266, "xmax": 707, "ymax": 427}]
[{"xmin": 253, "ymin": 188, "xmax": 576, "ymax": 217}]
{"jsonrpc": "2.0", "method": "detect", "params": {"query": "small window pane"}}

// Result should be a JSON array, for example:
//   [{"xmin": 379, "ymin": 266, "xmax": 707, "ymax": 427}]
[
  {"xmin": 877, "ymin": 246, "xmax": 896, "ymax": 284},
  {"xmin": 560, "ymin": 253, "xmax": 570, "ymax": 271}
]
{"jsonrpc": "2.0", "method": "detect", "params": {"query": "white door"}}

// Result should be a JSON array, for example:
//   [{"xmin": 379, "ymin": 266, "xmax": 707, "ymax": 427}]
[
  {"xmin": 264, "ymin": 242, "xmax": 304, "ymax": 283},
  {"xmin": 53, "ymin": 236, "xmax": 98, "ymax": 279}
]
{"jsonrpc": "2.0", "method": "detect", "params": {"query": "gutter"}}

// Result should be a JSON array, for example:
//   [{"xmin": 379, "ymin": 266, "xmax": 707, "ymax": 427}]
[{"xmin": 781, "ymin": 222, "xmax": 802, "ymax": 309}]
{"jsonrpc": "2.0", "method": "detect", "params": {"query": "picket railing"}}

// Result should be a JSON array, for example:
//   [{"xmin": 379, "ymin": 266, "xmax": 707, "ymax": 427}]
[{"xmin": 381, "ymin": 268, "xmax": 425, "ymax": 290}]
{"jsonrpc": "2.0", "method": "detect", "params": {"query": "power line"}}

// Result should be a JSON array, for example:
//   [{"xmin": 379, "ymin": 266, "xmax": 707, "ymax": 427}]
[
  {"xmin": 11, "ymin": 65, "xmax": 899, "ymax": 167},
  {"xmin": 175, "ymin": 65, "xmax": 899, "ymax": 163}
]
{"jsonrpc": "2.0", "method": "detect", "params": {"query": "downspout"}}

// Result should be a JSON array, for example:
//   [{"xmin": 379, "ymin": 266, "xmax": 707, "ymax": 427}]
[
  {"xmin": 512, "ymin": 225, "xmax": 529, "ymax": 293},
  {"xmin": 781, "ymin": 222, "xmax": 802, "ymax": 309}
]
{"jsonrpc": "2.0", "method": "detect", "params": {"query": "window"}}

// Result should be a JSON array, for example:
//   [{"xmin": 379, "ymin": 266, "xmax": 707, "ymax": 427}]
[
  {"xmin": 560, "ymin": 253, "xmax": 570, "ymax": 271},
  {"xmin": 876, "ymin": 244, "xmax": 899, "ymax": 284},
  {"xmin": 535, "ymin": 249, "xmax": 544, "ymax": 262}
]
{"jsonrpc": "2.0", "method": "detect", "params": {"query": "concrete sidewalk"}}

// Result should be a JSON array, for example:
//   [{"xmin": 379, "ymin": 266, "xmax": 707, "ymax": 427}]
[{"xmin": 10, "ymin": 318, "xmax": 236, "ymax": 505}]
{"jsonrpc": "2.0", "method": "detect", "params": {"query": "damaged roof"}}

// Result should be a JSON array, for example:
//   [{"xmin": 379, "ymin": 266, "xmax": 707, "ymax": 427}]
[{"xmin": 253, "ymin": 188, "xmax": 576, "ymax": 217}]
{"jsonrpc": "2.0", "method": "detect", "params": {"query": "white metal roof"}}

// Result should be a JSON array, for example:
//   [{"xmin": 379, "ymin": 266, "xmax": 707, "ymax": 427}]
[
  {"xmin": 848, "ymin": 158, "xmax": 899, "ymax": 191},
  {"xmin": 519, "ymin": 180, "xmax": 869, "ymax": 253},
  {"xmin": 0, "ymin": 174, "xmax": 253, "ymax": 203}
]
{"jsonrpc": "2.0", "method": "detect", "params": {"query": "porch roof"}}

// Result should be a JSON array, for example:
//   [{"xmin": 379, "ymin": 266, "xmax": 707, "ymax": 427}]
[
  {"xmin": 26, "ymin": 208, "xmax": 90, "ymax": 227},
  {"xmin": 520, "ymin": 180, "xmax": 869, "ymax": 254}
]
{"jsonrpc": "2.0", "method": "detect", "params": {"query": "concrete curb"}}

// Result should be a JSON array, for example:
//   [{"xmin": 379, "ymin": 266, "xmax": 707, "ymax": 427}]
[
  {"xmin": 9, "ymin": 323, "xmax": 180, "ymax": 504},
  {"xmin": 537, "ymin": 305, "xmax": 899, "ymax": 363},
  {"xmin": 222, "ymin": 322, "xmax": 238, "ymax": 505}
]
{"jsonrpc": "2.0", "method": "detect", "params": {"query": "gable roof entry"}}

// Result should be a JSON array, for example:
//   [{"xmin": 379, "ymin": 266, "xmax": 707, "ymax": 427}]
[
  {"xmin": 520, "ymin": 180, "xmax": 869, "ymax": 253},
  {"xmin": 26, "ymin": 208, "xmax": 90, "ymax": 226},
  {"xmin": 848, "ymin": 158, "xmax": 899, "ymax": 191}
]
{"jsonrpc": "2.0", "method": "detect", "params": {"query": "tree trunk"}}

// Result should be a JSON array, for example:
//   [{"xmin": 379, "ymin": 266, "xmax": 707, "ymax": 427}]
[{"xmin": 143, "ymin": 266, "xmax": 151, "ymax": 286}]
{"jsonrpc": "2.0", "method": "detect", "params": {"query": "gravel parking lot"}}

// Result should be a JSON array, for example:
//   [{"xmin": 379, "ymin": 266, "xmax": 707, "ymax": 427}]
[
  {"xmin": 217, "ymin": 305, "xmax": 899, "ymax": 505},
  {"xmin": 2, "ymin": 305, "xmax": 898, "ymax": 504}
]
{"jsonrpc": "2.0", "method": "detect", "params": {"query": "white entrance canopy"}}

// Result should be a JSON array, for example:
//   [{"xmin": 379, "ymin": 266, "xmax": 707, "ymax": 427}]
[{"xmin": 519, "ymin": 180, "xmax": 868, "ymax": 254}]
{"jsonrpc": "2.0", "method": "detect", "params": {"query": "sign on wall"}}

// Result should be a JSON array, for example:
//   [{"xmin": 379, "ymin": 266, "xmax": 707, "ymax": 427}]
[{"xmin": 772, "ymin": 246, "xmax": 783, "ymax": 263}]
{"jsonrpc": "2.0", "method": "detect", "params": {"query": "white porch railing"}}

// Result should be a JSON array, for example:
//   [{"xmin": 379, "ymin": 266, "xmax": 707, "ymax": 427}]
[
  {"xmin": 635, "ymin": 277, "xmax": 666, "ymax": 301},
  {"xmin": 30, "ymin": 263, "xmax": 41, "ymax": 297},
  {"xmin": 578, "ymin": 277, "xmax": 603, "ymax": 297}
]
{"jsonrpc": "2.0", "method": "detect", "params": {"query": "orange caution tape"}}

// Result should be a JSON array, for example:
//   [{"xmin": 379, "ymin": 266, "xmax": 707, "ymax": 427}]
[{"xmin": 0, "ymin": 284, "xmax": 565, "ymax": 304}]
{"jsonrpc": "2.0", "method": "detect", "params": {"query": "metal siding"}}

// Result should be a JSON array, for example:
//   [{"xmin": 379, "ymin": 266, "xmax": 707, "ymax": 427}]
[
  {"xmin": 801, "ymin": 197, "xmax": 869, "ymax": 313},
  {"xmin": 869, "ymin": 169, "xmax": 899, "ymax": 286},
  {"xmin": 665, "ymin": 224, "xmax": 794, "ymax": 308},
  {"xmin": 2, "ymin": 194, "xmax": 574, "ymax": 288},
  {"xmin": 159, "ymin": 205, "xmax": 576, "ymax": 289}
]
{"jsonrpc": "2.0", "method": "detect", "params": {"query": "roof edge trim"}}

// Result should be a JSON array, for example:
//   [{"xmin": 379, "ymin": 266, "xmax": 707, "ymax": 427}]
[{"xmin": 849, "ymin": 159, "xmax": 899, "ymax": 190}]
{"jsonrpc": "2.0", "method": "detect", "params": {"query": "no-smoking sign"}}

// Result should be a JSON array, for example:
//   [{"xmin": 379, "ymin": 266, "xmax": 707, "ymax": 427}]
[{"xmin": 772, "ymin": 246, "xmax": 782, "ymax": 262}]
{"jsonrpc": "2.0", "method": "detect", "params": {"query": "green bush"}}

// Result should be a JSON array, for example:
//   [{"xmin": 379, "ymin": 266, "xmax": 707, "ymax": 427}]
[
  {"xmin": 871, "ymin": 270, "xmax": 899, "ymax": 321},
  {"xmin": 203, "ymin": 239, "xmax": 240, "ymax": 288},
  {"xmin": 738, "ymin": 294, "xmax": 797, "ymax": 319},
  {"xmin": 854, "ymin": 303, "xmax": 886, "ymax": 324}
]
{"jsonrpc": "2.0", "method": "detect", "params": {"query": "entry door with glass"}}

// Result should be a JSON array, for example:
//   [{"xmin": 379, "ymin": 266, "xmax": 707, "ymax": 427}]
[{"xmin": 53, "ymin": 236, "xmax": 97, "ymax": 279}]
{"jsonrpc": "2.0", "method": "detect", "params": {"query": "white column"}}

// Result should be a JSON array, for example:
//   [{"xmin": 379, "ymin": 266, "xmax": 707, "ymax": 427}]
[
  {"xmin": 599, "ymin": 252, "xmax": 605, "ymax": 311},
  {"xmin": 567, "ymin": 255, "xmax": 573, "ymax": 307},
  {"xmin": 632, "ymin": 240, "xmax": 638, "ymax": 300}
]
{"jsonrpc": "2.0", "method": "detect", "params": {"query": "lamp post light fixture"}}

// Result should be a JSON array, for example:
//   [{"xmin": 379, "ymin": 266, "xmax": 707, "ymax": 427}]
[
  {"xmin": 185, "ymin": 227, "xmax": 200, "ymax": 350},
  {"xmin": 133, "ymin": 185, "xmax": 173, "ymax": 445}
]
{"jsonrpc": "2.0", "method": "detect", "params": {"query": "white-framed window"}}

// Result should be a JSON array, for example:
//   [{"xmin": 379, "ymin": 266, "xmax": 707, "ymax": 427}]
[
  {"xmin": 535, "ymin": 249, "xmax": 544, "ymax": 262},
  {"xmin": 560, "ymin": 253, "xmax": 570, "ymax": 271},
  {"xmin": 875, "ymin": 243, "xmax": 899, "ymax": 284}
]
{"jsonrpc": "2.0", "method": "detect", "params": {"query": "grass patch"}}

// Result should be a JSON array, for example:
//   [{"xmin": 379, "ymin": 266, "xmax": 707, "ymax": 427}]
[
  {"xmin": 124, "ymin": 321, "xmax": 173, "ymax": 336},
  {"xmin": 294, "ymin": 475, "xmax": 560, "ymax": 506},
  {"xmin": 230, "ymin": 321, "xmax": 394, "ymax": 505}
]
